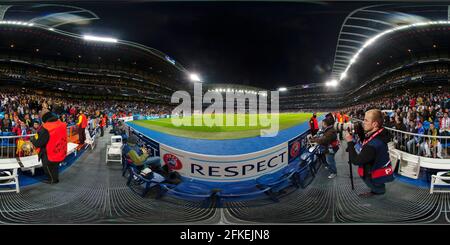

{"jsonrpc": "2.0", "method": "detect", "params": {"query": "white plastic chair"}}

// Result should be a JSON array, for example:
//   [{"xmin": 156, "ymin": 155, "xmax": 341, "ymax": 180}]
[
  {"xmin": 84, "ymin": 128, "xmax": 96, "ymax": 150},
  {"xmin": 111, "ymin": 135, "xmax": 123, "ymax": 148},
  {"xmin": 0, "ymin": 159, "xmax": 20, "ymax": 193},
  {"xmin": 430, "ymin": 171, "xmax": 450, "ymax": 194},
  {"xmin": 106, "ymin": 136, "xmax": 123, "ymax": 164}
]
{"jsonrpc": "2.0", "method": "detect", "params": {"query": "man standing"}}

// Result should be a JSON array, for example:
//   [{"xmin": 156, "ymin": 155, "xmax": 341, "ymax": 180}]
[
  {"xmin": 309, "ymin": 113, "xmax": 319, "ymax": 136},
  {"xmin": 345, "ymin": 109, "xmax": 394, "ymax": 197},
  {"xmin": 100, "ymin": 113, "xmax": 106, "ymax": 137},
  {"xmin": 77, "ymin": 109, "xmax": 87, "ymax": 145},
  {"xmin": 31, "ymin": 110, "xmax": 67, "ymax": 184},
  {"xmin": 338, "ymin": 111, "xmax": 345, "ymax": 140},
  {"xmin": 311, "ymin": 117, "xmax": 339, "ymax": 179},
  {"xmin": 31, "ymin": 120, "xmax": 41, "ymax": 134}
]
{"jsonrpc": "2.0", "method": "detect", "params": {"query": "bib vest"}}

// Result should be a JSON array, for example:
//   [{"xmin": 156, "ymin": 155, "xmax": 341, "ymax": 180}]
[{"xmin": 42, "ymin": 121, "xmax": 68, "ymax": 162}]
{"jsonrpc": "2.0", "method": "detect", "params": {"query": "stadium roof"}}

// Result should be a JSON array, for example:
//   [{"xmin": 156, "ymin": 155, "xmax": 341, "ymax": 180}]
[
  {"xmin": 331, "ymin": 3, "xmax": 450, "ymax": 84},
  {"xmin": 0, "ymin": 3, "xmax": 189, "ymax": 77},
  {"xmin": 345, "ymin": 22, "xmax": 450, "ymax": 88}
]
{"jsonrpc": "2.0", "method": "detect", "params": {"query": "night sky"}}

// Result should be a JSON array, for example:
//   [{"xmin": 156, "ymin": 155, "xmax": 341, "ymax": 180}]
[{"xmin": 54, "ymin": 1, "xmax": 370, "ymax": 89}]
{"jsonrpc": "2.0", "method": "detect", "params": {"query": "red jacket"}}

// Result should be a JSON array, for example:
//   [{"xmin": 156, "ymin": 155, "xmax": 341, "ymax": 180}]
[
  {"xmin": 70, "ymin": 107, "xmax": 77, "ymax": 116},
  {"xmin": 309, "ymin": 116, "xmax": 319, "ymax": 130},
  {"xmin": 77, "ymin": 114, "xmax": 88, "ymax": 129},
  {"xmin": 101, "ymin": 117, "xmax": 107, "ymax": 127}
]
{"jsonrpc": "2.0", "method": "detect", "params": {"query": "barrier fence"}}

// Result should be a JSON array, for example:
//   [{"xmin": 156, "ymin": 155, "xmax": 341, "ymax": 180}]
[
  {"xmin": 0, "ymin": 133, "xmax": 37, "ymax": 158},
  {"xmin": 387, "ymin": 127, "xmax": 449, "ymax": 159},
  {"xmin": 0, "ymin": 124, "xmax": 100, "ymax": 159},
  {"xmin": 343, "ymin": 119, "xmax": 450, "ymax": 159}
]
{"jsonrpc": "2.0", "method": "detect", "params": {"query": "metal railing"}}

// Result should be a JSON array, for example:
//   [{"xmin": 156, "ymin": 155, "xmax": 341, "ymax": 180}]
[
  {"xmin": 0, "ymin": 133, "xmax": 37, "ymax": 158},
  {"xmin": 127, "ymin": 128, "xmax": 159, "ymax": 158},
  {"xmin": 387, "ymin": 127, "xmax": 449, "ymax": 159},
  {"xmin": 0, "ymin": 124, "xmax": 101, "ymax": 159},
  {"xmin": 347, "ymin": 119, "xmax": 450, "ymax": 159}
]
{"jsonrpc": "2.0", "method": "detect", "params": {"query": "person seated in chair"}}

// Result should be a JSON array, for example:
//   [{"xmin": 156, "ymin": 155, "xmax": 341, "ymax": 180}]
[
  {"xmin": 123, "ymin": 135, "xmax": 161, "ymax": 170},
  {"xmin": 115, "ymin": 120, "xmax": 128, "ymax": 141}
]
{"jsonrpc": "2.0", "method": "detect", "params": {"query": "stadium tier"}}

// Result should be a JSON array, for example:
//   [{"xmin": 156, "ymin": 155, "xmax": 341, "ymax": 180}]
[
  {"xmin": 280, "ymin": 23, "xmax": 450, "ymax": 110},
  {"xmin": 0, "ymin": 24, "xmax": 191, "ymax": 104}
]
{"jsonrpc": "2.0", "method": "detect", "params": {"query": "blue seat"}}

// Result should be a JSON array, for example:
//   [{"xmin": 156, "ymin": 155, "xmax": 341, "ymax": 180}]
[
  {"xmin": 161, "ymin": 181, "xmax": 213, "ymax": 207},
  {"xmin": 0, "ymin": 140, "xmax": 15, "ymax": 147},
  {"xmin": 216, "ymin": 184, "xmax": 273, "ymax": 205},
  {"xmin": 121, "ymin": 134, "xmax": 128, "ymax": 143},
  {"xmin": 292, "ymin": 165, "xmax": 315, "ymax": 188},
  {"xmin": 290, "ymin": 149, "xmax": 317, "ymax": 188},
  {"xmin": 127, "ymin": 167, "xmax": 166, "ymax": 198},
  {"xmin": 1, "ymin": 132, "xmax": 13, "ymax": 136},
  {"xmin": 256, "ymin": 169, "xmax": 296, "ymax": 196},
  {"xmin": 121, "ymin": 155, "xmax": 134, "ymax": 177}
]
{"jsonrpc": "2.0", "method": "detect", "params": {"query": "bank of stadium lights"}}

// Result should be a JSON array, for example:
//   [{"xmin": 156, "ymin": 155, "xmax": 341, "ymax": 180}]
[
  {"xmin": 338, "ymin": 20, "xmax": 450, "ymax": 84},
  {"xmin": 207, "ymin": 88, "xmax": 267, "ymax": 96},
  {"xmin": 0, "ymin": 21, "xmax": 34, "ymax": 26},
  {"xmin": 278, "ymin": 87, "xmax": 287, "ymax": 92},
  {"xmin": 83, "ymin": 35, "xmax": 118, "ymax": 43},
  {"xmin": 325, "ymin": 79, "xmax": 338, "ymax": 87},
  {"xmin": 189, "ymin": 73, "xmax": 201, "ymax": 82}
]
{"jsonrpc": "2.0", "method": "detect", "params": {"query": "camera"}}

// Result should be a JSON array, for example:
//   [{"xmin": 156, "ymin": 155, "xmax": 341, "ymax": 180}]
[{"xmin": 351, "ymin": 121, "xmax": 365, "ymax": 142}]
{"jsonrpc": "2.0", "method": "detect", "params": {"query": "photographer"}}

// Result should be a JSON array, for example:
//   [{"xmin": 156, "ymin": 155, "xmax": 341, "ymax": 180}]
[
  {"xmin": 123, "ymin": 134, "xmax": 161, "ymax": 170},
  {"xmin": 345, "ymin": 109, "xmax": 394, "ymax": 197},
  {"xmin": 311, "ymin": 117, "xmax": 339, "ymax": 179}
]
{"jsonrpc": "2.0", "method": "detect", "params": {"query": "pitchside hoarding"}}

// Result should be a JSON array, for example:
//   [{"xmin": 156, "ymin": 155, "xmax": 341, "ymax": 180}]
[
  {"xmin": 128, "ymin": 123, "xmax": 311, "ymax": 183},
  {"xmin": 288, "ymin": 133, "xmax": 308, "ymax": 163},
  {"xmin": 159, "ymin": 142, "xmax": 289, "ymax": 182},
  {"xmin": 119, "ymin": 116, "xmax": 134, "ymax": 122}
]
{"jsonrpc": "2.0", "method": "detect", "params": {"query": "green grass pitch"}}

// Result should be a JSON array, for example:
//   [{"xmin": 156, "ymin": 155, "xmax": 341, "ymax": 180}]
[{"xmin": 132, "ymin": 113, "xmax": 319, "ymax": 140}]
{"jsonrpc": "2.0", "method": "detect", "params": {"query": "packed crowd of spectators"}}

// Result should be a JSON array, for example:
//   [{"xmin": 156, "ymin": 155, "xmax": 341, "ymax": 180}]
[
  {"xmin": 0, "ymin": 88, "xmax": 173, "ymax": 136},
  {"xmin": 342, "ymin": 89, "xmax": 450, "ymax": 158}
]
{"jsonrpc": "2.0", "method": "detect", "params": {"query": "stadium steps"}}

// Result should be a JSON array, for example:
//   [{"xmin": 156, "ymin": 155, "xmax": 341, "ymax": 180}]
[
  {"xmin": 0, "ymin": 136, "xmax": 449, "ymax": 223},
  {"xmin": 223, "ymin": 141, "xmax": 448, "ymax": 224},
  {"xmin": 0, "ymin": 129, "xmax": 218, "ymax": 224}
]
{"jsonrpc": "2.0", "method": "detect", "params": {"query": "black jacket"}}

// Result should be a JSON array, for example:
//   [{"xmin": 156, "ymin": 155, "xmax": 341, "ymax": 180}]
[
  {"xmin": 30, "ymin": 115, "xmax": 58, "ymax": 163},
  {"xmin": 313, "ymin": 126, "xmax": 337, "ymax": 153}
]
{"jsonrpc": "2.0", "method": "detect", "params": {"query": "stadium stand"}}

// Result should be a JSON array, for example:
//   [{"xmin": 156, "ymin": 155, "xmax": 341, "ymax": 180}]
[{"xmin": 1, "ymin": 3, "xmax": 450, "ymax": 225}]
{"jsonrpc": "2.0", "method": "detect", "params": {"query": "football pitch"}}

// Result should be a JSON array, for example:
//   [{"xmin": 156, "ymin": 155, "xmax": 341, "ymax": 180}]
[{"xmin": 132, "ymin": 113, "xmax": 319, "ymax": 140}]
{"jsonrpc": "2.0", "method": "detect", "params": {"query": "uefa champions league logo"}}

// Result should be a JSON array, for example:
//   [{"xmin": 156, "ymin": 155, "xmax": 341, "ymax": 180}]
[
  {"xmin": 163, "ymin": 153, "xmax": 183, "ymax": 170},
  {"xmin": 290, "ymin": 141, "xmax": 301, "ymax": 159},
  {"xmin": 170, "ymin": 83, "xmax": 280, "ymax": 137}
]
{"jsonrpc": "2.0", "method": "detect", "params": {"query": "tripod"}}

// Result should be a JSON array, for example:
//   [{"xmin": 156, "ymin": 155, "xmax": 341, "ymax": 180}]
[{"xmin": 348, "ymin": 159, "xmax": 355, "ymax": 190}]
